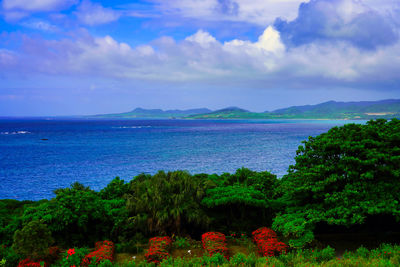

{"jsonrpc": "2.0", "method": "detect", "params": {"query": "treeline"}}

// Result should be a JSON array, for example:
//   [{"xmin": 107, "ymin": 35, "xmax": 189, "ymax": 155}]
[{"xmin": 1, "ymin": 119, "xmax": 400, "ymax": 264}]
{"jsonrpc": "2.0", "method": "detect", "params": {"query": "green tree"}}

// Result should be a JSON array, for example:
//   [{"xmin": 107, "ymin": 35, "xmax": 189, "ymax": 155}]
[
  {"xmin": 273, "ymin": 119, "xmax": 400, "ymax": 247},
  {"xmin": 23, "ymin": 182, "xmax": 128, "ymax": 247},
  {"xmin": 12, "ymin": 220, "xmax": 53, "ymax": 260},
  {"xmin": 126, "ymin": 171, "xmax": 210, "ymax": 236},
  {"xmin": 202, "ymin": 168, "xmax": 279, "ymax": 232}
]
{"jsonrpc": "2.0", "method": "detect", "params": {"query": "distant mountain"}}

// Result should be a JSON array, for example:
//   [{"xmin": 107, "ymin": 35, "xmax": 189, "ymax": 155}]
[
  {"xmin": 267, "ymin": 99, "xmax": 400, "ymax": 119},
  {"xmin": 188, "ymin": 99, "xmax": 400, "ymax": 120},
  {"xmin": 187, "ymin": 107, "xmax": 269, "ymax": 119},
  {"xmin": 89, "ymin": 99, "xmax": 400, "ymax": 120},
  {"xmin": 92, "ymin": 107, "xmax": 212, "ymax": 118}
]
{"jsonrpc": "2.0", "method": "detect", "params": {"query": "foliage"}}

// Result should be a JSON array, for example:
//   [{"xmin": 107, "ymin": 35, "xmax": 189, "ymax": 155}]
[
  {"xmin": 82, "ymin": 241, "xmax": 115, "ymax": 267},
  {"xmin": 203, "ymin": 168, "xmax": 279, "ymax": 232},
  {"xmin": 22, "ymin": 182, "xmax": 128, "ymax": 247},
  {"xmin": 274, "ymin": 119, "xmax": 400, "ymax": 247},
  {"xmin": 12, "ymin": 220, "xmax": 53, "ymax": 260},
  {"xmin": 144, "ymin": 237, "xmax": 172, "ymax": 264},
  {"xmin": 230, "ymin": 252, "xmax": 247, "ymax": 265},
  {"xmin": 0, "ymin": 245, "xmax": 22, "ymax": 267},
  {"xmin": 252, "ymin": 227, "xmax": 287, "ymax": 257},
  {"xmin": 126, "ymin": 171, "xmax": 211, "ymax": 236},
  {"xmin": 17, "ymin": 258, "xmax": 46, "ymax": 267},
  {"xmin": 0, "ymin": 199, "xmax": 35, "ymax": 246},
  {"xmin": 53, "ymin": 247, "xmax": 89, "ymax": 267},
  {"xmin": 173, "ymin": 237, "xmax": 190, "ymax": 249},
  {"xmin": 201, "ymin": 232, "xmax": 228, "ymax": 259}
]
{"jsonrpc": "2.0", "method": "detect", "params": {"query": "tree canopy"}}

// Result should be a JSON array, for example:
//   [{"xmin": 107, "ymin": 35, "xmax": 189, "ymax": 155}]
[{"xmin": 273, "ymin": 119, "xmax": 400, "ymax": 248}]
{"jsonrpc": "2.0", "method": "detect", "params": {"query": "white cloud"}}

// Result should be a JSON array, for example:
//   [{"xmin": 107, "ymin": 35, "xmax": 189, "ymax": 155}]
[
  {"xmin": 20, "ymin": 20, "xmax": 59, "ymax": 32},
  {"xmin": 2, "ymin": 0, "xmax": 77, "ymax": 12},
  {"xmin": 148, "ymin": 0, "xmax": 309, "ymax": 25},
  {"xmin": 185, "ymin": 30, "xmax": 217, "ymax": 48},
  {"xmin": 2, "ymin": 25, "xmax": 400, "ymax": 88},
  {"xmin": 75, "ymin": 1, "xmax": 120, "ymax": 26}
]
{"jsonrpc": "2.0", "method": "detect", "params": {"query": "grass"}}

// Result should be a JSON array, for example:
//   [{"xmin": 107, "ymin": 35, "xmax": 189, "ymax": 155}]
[{"xmin": 110, "ymin": 238, "xmax": 400, "ymax": 267}]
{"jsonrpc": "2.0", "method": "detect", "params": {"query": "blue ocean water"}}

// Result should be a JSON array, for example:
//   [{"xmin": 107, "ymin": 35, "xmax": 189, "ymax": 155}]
[{"xmin": 0, "ymin": 119, "xmax": 364, "ymax": 200}]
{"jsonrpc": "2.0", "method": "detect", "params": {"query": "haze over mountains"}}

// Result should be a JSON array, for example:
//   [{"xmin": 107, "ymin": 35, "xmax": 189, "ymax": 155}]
[{"xmin": 92, "ymin": 99, "xmax": 400, "ymax": 120}]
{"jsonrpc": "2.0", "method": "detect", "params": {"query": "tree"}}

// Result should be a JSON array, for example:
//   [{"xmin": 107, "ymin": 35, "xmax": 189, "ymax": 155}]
[
  {"xmin": 23, "ymin": 182, "xmax": 128, "ymax": 247},
  {"xmin": 12, "ymin": 220, "xmax": 53, "ymax": 260},
  {"xmin": 273, "ymin": 119, "xmax": 400, "ymax": 248},
  {"xmin": 126, "ymin": 171, "xmax": 210, "ymax": 236},
  {"xmin": 202, "ymin": 168, "xmax": 279, "ymax": 232}
]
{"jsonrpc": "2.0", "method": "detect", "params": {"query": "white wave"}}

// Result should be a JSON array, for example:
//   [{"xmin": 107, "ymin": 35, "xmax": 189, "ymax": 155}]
[
  {"xmin": 112, "ymin": 126, "xmax": 152, "ymax": 129},
  {"xmin": 1, "ymin": 131, "xmax": 31, "ymax": 135}
]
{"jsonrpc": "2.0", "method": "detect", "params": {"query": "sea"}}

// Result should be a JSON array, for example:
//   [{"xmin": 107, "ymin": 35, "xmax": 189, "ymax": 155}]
[{"xmin": 0, "ymin": 119, "xmax": 365, "ymax": 200}]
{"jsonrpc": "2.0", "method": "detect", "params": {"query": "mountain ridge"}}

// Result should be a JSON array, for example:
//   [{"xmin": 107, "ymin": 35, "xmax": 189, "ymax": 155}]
[{"xmin": 90, "ymin": 99, "xmax": 400, "ymax": 119}]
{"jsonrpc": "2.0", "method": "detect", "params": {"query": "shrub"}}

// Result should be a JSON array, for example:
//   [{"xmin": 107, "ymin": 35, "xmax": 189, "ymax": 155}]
[
  {"xmin": 82, "ymin": 241, "xmax": 115, "ymax": 266},
  {"xmin": 12, "ymin": 221, "xmax": 53, "ymax": 260},
  {"xmin": 201, "ymin": 232, "xmax": 229, "ymax": 259},
  {"xmin": 173, "ymin": 237, "xmax": 190, "ymax": 249},
  {"xmin": 315, "ymin": 246, "xmax": 335, "ymax": 262},
  {"xmin": 201, "ymin": 253, "xmax": 227, "ymax": 266},
  {"xmin": 54, "ymin": 247, "xmax": 89, "ymax": 267},
  {"xmin": 0, "ymin": 245, "xmax": 22, "ymax": 267},
  {"xmin": 144, "ymin": 237, "xmax": 172, "ymax": 264},
  {"xmin": 252, "ymin": 227, "xmax": 287, "ymax": 257},
  {"xmin": 17, "ymin": 258, "xmax": 46, "ymax": 267},
  {"xmin": 230, "ymin": 252, "xmax": 247, "ymax": 265}
]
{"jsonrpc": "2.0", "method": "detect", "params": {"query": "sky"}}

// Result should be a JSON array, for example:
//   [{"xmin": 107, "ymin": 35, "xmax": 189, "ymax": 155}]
[{"xmin": 0, "ymin": 0, "xmax": 400, "ymax": 116}]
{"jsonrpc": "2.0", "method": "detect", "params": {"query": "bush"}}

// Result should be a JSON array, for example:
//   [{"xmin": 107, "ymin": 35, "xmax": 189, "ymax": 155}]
[
  {"xmin": 17, "ymin": 258, "xmax": 46, "ymax": 267},
  {"xmin": 201, "ymin": 232, "xmax": 228, "ymax": 259},
  {"xmin": 252, "ymin": 227, "xmax": 287, "ymax": 257},
  {"xmin": 12, "ymin": 221, "xmax": 53, "ymax": 260},
  {"xmin": 173, "ymin": 237, "xmax": 190, "ymax": 249},
  {"xmin": 144, "ymin": 237, "xmax": 172, "ymax": 264},
  {"xmin": 315, "ymin": 246, "xmax": 335, "ymax": 262},
  {"xmin": 230, "ymin": 252, "xmax": 247, "ymax": 265},
  {"xmin": 82, "ymin": 241, "xmax": 115, "ymax": 266},
  {"xmin": 53, "ymin": 247, "xmax": 89, "ymax": 267},
  {"xmin": 202, "ymin": 253, "xmax": 227, "ymax": 266},
  {"xmin": 0, "ymin": 245, "xmax": 22, "ymax": 267}
]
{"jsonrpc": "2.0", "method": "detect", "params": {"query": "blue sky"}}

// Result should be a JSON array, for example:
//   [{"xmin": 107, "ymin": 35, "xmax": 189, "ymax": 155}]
[{"xmin": 0, "ymin": 0, "xmax": 400, "ymax": 116}]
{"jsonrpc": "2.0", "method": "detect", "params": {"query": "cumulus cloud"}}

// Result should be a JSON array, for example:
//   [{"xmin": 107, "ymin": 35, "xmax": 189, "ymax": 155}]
[
  {"xmin": 274, "ymin": 0, "xmax": 399, "ymax": 49},
  {"xmin": 75, "ymin": 0, "xmax": 121, "ymax": 26},
  {"xmin": 2, "ymin": 24, "xmax": 400, "ymax": 90}
]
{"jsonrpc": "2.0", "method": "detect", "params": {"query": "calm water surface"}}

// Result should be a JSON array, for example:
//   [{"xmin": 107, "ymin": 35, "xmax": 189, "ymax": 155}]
[{"xmin": 0, "ymin": 119, "xmax": 364, "ymax": 200}]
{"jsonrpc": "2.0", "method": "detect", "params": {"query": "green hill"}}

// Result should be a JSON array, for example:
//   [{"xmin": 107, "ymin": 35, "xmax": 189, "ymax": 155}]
[{"xmin": 188, "ymin": 99, "xmax": 400, "ymax": 120}]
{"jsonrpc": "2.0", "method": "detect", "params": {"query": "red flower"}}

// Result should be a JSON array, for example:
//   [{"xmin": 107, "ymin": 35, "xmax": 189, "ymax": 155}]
[
  {"xmin": 202, "ymin": 232, "xmax": 229, "ymax": 259},
  {"xmin": 145, "ymin": 236, "xmax": 173, "ymax": 264},
  {"xmin": 18, "ymin": 259, "xmax": 47, "ymax": 267},
  {"xmin": 67, "ymin": 248, "xmax": 75, "ymax": 256},
  {"xmin": 252, "ymin": 227, "xmax": 287, "ymax": 257},
  {"xmin": 81, "ymin": 241, "xmax": 115, "ymax": 267}
]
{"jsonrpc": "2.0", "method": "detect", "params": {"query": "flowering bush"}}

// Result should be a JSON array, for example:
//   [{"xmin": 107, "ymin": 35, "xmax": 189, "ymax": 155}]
[
  {"xmin": 81, "ymin": 241, "xmax": 115, "ymax": 266},
  {"xmin": 201, "ymin": 232, "xmax": 229, "ymax": 259},
  {"xmin": 17, "ymin": 258, "xmax": 46, "ymax": 267},
  {"xmin": 52, "ymin": 247, "xmax": 89, "ymax": 267},
  {"xmin": 252, "ymin": 227, "xmax": 287, "ymax": 257},
  {"xmin": 144, "ymin": 236, "xmax": 172, "ymax": 264}
]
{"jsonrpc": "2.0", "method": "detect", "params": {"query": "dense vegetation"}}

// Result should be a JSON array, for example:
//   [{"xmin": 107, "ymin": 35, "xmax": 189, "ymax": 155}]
[{"xmin": 1, "ymin": 119, "xmax": 400, "ymax": 266}]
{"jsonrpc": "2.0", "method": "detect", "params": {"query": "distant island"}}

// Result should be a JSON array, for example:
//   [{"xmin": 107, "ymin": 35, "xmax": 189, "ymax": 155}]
[{"xmin": 90, "ymin": 99, "xmax": 400, "ymax": 120}]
